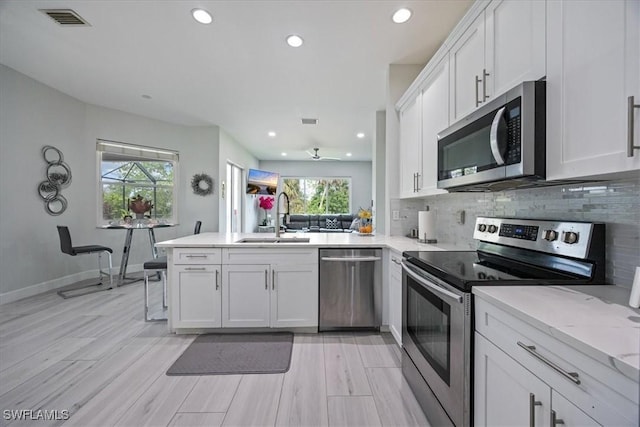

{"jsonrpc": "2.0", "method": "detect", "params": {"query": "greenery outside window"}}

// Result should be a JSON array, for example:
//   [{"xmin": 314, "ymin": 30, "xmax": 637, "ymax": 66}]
[
  {"xmin": 97, "ymin": 140, "xmax": 178, "ymax": 224},
  {"xmin": 282, "ymin": 177, "xmax": 351, "ymax": 214}
]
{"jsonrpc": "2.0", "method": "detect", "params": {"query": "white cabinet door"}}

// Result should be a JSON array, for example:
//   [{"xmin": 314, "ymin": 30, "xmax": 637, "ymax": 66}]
[
  {"xmin": 221, "ymin": 265, "xmax": 270, "ymax": 327},
  {"xmin": 552, "ymin": 391, "xmax": 602, "ymax": 427},
  {"xmin": 173, "ymin": 265, "xmax": 221, "ymax": 328},
  {"xmin": 270, "ymin": 263, "xmax": 318, "ymax": 328},
  {"xmin": 449, "ymin": 13, "xmax": 486, "ymax": 123},
  {"xmin": 484, "ymin": 0, "xmax": 546, "ymax": 99},
  {"xmin": 399, "ymin": 94, "xmax": 422, "ymax": 198},
  {"xmin": 547, "ymin": 0, "xmax": 640, "ymax": 180},
  {"xmin": 419, "ymin": 57, "xmax": 450, "ymax": 196},
  {"xmin": 388, "ymin": 252, "xmax": 402, "ymax": 346},
  {"xmin": 475, "ymin": 333, "xmax": 551, "ymax": 427}
]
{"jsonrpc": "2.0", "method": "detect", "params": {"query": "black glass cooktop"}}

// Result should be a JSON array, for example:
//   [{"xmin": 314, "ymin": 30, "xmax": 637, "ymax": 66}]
[{"xmin": 403, "ymin": 250, "xmax": 590, "ymax": 292}]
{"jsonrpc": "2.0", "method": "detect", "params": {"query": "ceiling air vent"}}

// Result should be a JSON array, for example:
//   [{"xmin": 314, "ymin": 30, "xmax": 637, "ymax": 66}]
[
  {"xmin": 40, "ymin": 9, "xmax": 91, "ymax": 26},
  {"xmin": 301, "ymin": 118, "xmax": 318, "ymax": 125}
]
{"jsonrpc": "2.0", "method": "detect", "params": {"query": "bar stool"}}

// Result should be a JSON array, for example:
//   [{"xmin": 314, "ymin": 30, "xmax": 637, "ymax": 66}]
[
  {"xmin": 143, "ymin": 221, "xmax": 202, "ymax": 321},
  {"xmin": 56, "ymin": 226, "xmax": 114, "ymax": 299}
]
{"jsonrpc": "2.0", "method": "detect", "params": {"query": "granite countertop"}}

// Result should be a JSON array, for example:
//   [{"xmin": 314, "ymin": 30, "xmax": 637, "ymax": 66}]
[
  {"xmin": 155, "ymin": 232, "xmax": 472, "ymax": 254},
  {"xmin": 473, "ymin": 285, "xmax": 640, "ymax": 381}
]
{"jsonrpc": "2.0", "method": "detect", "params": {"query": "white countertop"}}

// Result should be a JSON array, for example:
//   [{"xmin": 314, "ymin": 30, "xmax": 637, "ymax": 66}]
[
  {"xmin": 473, "ymin": 285, "xmax": 640, "ymax": 381},
  {"xmin": 156, "ymin": 232, "xmax": 472, "ymax": 253}
]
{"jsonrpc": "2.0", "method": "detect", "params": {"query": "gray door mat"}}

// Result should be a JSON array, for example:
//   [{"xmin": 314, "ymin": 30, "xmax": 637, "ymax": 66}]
[{"xmin": 166, "ymin": 332, "xmax": 294, "ymax": 376}]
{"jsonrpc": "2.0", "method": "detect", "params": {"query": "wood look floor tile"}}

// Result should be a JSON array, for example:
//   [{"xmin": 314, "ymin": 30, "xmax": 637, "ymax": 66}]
[
  {"xmin": 323, "ymin": 333, "xmax": 372, "ymax": 396},
  {"xmin": 327, "ymin": 396, "xmax": 382, "ymax": 427}
]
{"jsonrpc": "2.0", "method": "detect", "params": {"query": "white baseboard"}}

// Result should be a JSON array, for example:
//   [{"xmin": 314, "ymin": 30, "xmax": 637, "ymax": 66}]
[{"xmin": 0, "ymin": 264, "xmax": 143, "ymax": 305}]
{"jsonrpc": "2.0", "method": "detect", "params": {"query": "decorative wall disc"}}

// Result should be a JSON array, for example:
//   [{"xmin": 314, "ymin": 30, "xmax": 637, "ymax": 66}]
[
  {"xmin": 38, "ymin": 145, "xmax": 71, "ymax": 215},
  {"xmin": 191, "ymin": 173, "xmax": 214, "ymax": 196}
]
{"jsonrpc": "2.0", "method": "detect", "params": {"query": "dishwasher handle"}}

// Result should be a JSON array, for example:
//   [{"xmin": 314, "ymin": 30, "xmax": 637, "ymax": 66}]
[{"xmin": 321, "ymin": 256, "xmax": 382, "ymax": 262}]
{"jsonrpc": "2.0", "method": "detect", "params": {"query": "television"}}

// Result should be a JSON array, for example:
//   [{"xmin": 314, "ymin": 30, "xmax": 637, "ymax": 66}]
[{"xmin": 246, "ymin": 168, "xmax": 279, "ymax": 195}]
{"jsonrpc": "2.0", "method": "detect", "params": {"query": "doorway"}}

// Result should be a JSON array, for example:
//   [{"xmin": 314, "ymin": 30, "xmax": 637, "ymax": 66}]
[{"xmin": 226, "ymin": 162, "xmax": 243, "ymax": 233}]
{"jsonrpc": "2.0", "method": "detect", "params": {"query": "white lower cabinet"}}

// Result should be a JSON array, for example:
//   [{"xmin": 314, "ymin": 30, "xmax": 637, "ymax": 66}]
[
  {"xmin": 475, "ymin": 297, "xmax": 636, "ymax": 426},
  {"xmin": 173, "ymin": 265, "xmax": 222, "ymax": 328},
  {"xmin": 221, "ymin": 248, "xmax": 319, "ymax": 329},
  {"xmin": 270, "ymin": 263, "xmax": 318, "ymax": 328},
  {"xmin": 221, "ymin": 264, "xmax": 270, "ymax": 328},
  {"xmin": 387, "ymin": 251, "xmax": 402, "ymax": 345}
]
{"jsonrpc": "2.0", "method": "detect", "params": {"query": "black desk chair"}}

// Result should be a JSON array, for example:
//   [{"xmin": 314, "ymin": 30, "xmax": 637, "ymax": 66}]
[
  {"xmin": 143, "ymin": 221, "xmax": 202, "ymax": 321},
  {"xmin": 56, "ymin": 226, "xmax": 113, "ymax": 299}
]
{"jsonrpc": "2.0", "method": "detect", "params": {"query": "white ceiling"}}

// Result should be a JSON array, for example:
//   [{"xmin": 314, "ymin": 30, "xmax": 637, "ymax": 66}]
[{"xmin": 0, "ymin": 0, "xmax": 472, "ymax": 161}]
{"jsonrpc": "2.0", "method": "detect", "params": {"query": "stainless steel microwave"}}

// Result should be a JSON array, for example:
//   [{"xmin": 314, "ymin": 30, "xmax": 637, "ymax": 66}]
[{"xmin": 437, "ymin": 81, "xmax": 545, "ymax": 192}]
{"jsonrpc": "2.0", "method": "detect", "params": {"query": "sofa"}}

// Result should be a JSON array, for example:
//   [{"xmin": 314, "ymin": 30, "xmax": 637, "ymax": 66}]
[{"xmin": 283, "ymin": 214, "xmax": 356, "ymax": 233}]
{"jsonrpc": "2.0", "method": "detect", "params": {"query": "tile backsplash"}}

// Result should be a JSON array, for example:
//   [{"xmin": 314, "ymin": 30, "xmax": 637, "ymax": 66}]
[{"xmin": 391, "ymin": 176, "xmax": 640, "ymax": 288}]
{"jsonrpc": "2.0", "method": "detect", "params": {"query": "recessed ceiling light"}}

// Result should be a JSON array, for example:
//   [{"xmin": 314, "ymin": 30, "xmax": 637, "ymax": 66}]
[
  {"xmin": 286, "ymin": 34, "xmax": 304, "ymax": 48},
  {"xmin": 356, "ymin": 132, "xmax": 365, "ymax": 138},
  {"xmin": 191, "ymin": 8, "xmax": 212, "ymax": 24},
  {"xmin": 346, "ymin": 152, "xmax": 352, "ymax": 157},
  {"xmin": 392, "ymin": 8, "xmax": 412, "ymax": 24},
  {"xmin": 268, "ymin": 131, "xmax": 277, "ymax": 137},
  {"xmin": 281, "ymin": 152, "xmax": 287, "ymax": 156}
]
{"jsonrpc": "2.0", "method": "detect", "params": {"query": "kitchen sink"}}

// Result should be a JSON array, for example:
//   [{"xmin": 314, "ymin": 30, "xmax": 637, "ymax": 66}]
[{"xmin": 235, "ymin": 237, "xmax": 311, "ymax": 244}]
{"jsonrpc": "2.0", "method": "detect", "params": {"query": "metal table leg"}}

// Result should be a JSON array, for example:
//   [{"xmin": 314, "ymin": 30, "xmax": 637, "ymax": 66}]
[{"xmin": 117, "ymin": 228, "xmax": 134, "ymax": 287}]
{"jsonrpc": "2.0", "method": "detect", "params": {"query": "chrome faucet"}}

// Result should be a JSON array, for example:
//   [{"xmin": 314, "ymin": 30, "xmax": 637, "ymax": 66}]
[{"xmin": 275, "ymin": 191, "xmax": 290, "ymax": 238}]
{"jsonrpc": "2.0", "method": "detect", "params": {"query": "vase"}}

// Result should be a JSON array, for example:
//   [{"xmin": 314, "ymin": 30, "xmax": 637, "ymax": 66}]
[{"xmin": 135, "ymin": 213, "xmax": 145, "ymax": 219}]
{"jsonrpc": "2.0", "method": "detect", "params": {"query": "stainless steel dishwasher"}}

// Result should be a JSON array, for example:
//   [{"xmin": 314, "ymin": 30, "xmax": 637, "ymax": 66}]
[{"xmin": 319, "ymin": 248, "xmax": 382, "ymax": 331}]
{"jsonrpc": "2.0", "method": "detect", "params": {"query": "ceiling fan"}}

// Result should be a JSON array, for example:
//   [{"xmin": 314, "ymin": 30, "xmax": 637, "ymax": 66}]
[{"xmin": 306, "ymin": 147, "xmax": 341, "ymax": 161}]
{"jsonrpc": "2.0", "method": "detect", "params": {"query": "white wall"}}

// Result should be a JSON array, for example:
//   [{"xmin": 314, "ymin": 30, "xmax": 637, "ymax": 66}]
[
  {"xmin": 0, "ymin": 64, "xmax": 220, "ymax": 302},
  {"xmin": 373, "ymin": 110, "xmax": 386, "ymax": 234},
  {"xmin": 218, "ymin": 128, "xmax": 260, "ymax": 233},
  {"xmin": 259, "ymin": 160, "xmax": 373, "ymax": 217}
]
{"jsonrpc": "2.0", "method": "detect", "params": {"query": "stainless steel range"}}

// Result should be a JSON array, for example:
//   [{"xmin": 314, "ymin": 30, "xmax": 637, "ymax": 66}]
[{"xmin": 401, "ymin": 217, "xmax": 606, "ymax": 427}]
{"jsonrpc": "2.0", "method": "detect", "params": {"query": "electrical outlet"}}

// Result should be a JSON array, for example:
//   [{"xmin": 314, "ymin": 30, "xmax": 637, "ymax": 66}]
[{"xmin": 392, "ymin": 210, "xmax": 400, "ymax": 220}]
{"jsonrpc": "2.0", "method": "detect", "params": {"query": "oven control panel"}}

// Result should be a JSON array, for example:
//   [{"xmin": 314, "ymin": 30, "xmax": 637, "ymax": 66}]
[{"xmin": 473, "ymin": 217, "xmax": 600, "ymax": 259}]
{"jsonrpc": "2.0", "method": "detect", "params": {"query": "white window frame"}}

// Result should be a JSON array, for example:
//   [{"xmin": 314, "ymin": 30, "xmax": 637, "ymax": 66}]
[
  {"xmin": 281, "ymin": 176, "xmax": 352, "ymax": 214},
  {"xmin": 96, "ymin": 139, "xmax": 179, "ymax": 225}
]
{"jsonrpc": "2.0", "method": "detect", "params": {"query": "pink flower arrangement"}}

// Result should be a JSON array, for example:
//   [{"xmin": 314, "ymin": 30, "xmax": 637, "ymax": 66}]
[{"xmin": 259, "ymin": 196, "xmax": 274, "ymax": 211}]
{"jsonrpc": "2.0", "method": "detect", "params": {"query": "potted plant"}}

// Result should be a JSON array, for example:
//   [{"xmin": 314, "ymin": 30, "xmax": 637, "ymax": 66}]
[
  {"xmin": 258, "ymin": 196, "xmax": 274, "ymax": 226},
  {"xmin": 129, "ymin": 195, "xmax": 153, "ymax": 219}
]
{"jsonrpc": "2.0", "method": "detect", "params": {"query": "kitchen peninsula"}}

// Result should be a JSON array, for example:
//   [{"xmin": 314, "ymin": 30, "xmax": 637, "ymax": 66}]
[{"xmin": 155, "ymin": 232, "xmax": 452, "ymax": 334}]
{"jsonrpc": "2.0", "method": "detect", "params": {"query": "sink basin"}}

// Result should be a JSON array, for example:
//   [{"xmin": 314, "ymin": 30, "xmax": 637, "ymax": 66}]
[{"xmin": 235, "ymin": 237, "xmax": 311, "ymax": 244}]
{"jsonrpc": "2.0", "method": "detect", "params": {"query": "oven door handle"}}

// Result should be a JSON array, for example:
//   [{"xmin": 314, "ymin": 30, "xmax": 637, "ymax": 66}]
[{"xmin": 401, "ymin": 261, "xmax": 463, "ymax": 303}]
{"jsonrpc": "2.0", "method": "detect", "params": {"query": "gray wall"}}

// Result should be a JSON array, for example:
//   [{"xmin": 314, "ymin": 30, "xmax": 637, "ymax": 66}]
[
  {"xmin": 390, "ymin": 176, "xmax": 640, "ymax": 288},
  {"xmin": 0, "ymin": 64, "xmax": 221, "ymax": 302},
  {"xmin": 259, "ymin": 160, "xmax": 373, "ymax": 216}
]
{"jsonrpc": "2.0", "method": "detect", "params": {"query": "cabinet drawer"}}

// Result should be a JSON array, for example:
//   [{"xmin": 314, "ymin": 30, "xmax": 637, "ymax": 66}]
[
  {"xmin": 222, "ymin": 248, "xmax": 317, "ymax": 265},
  {"xmin": 173, "ymin": 248, "xmax": 221, "ymax": 264},
  {"xmin": 475, "ymin": 297, "xmax": 638, "ymax": 426}
]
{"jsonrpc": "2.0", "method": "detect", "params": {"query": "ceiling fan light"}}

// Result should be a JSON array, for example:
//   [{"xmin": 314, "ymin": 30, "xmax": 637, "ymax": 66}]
[
  {"xmin": 191, "ymin": 8, "xmax": 212, "ymax": 24},
  {"xmin": 392, "ymin": 8, "xmax": 412, "ymax": 24}
]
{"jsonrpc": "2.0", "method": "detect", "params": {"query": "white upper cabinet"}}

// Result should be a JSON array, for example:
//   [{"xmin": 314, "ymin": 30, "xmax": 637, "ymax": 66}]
[
  {"xmin": 420, "ymin": 58, "xmax": 450, "ymax": 195},
  {"xmin": 399, "ymin": 94, "xmax": 422, "ymax": 198},
  {"xmin": 449, "ymin": 13, "xmax": 487, "ymax": 122},
  {"xmin": 449, "ymin": 0, "xmax": 546, "ymax": 123},
  {"xmin": 546, "ymin": 0, "xmax": 640, "ymax": 180},
  {"xmin": 484, "ymin": 0, "xmax": 546, "ymax": 99}
]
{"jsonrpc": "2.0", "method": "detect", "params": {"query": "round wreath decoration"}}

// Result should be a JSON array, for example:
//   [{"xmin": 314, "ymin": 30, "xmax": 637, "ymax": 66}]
[{"xmin": 191, "ymin": 173, "xmax": 214, "ymax": 196}]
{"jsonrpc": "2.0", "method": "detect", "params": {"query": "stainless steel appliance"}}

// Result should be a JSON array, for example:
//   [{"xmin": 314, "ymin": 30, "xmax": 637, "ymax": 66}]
[
  {"xmin": 319, "ymin": 248, "xmax": 382, "ymax": 331},
  {"xmin": 402, "ymin": 217, "xmax": 605, "ymax": 426},
  {"xmin": 437, "ymin": 81, "xmax": 545, "ymax": 192}
]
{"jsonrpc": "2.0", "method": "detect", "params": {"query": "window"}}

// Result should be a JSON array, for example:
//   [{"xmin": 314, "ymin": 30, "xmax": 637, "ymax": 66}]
[
  {"xmin": 282, "ymin": 177, "xmax": 351, "ymax": 214},
  {"xmin": 97, "ymin": 140, "xmax": 178, "ymax": 224}
]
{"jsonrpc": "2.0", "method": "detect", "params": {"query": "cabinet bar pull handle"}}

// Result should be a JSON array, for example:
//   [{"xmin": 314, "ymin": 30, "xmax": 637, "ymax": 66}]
[
  {"xmin": 416, "ymin": 173, "xmax": 421, "ymax": 192},
  {"xmin": 391, "ymin": 257, "xmax": 401, "ymax": 265},
  {"xmin": 475, "ymin": 75, "xmax": 482, "ymax": 107},
  {"xmin": 551, "ymin": 410, "xmax": 564, "ymax": 425},
  {"xmin": 185, "ymin": 254, "xmax": 208, "ymax": 258},
  {"xmin": 482, "ymin": 68, "xmax": 490, "ymax": 101},
  {"xmin": 185, "ymin": 267, "xmax": 206, "ymax": 271},
  {"xmin": 215, "ymin": 269, "xmax": 219, "ymax": 290},
  {"xmin": 529, "ymin": 393, "xmax": 542, "ymax": 427},
  {"xmin": 265, "ymin": 269, "xmax": 268, "ymax": 290},
  {"xmin": 628, "ymin": 96, "xmax": 640, "ymax": 157},
  {"xmin": 517, "ymin": 342, "xmax": 580, "ymax": 384},
  {"xmin": 272, "ymin": 270, "xmax": 275, "ymax": 290}
]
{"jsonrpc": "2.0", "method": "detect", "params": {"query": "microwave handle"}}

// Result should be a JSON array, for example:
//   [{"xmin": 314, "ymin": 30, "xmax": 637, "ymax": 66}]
[{"xmin": 489, "ymin": 106, "xmax": 507, "ymax": 165}]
